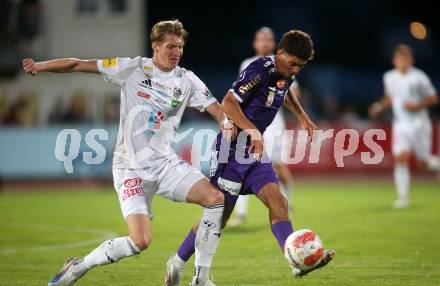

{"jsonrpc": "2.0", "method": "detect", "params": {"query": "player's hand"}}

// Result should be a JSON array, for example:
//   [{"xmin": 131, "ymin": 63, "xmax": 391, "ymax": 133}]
[
  {"xmin": 220, "ymin": 118, "xmax": 237, "ymax": 141},
  {"xmin": 299, "ymin": 114, "xmax": 317, "ymax": 142},
  {"xmin": 404, "ymin": 102, "xmax": 421, "ymax": 112},
  {"xmin": 248, "ymin": 129, "xmax": 264, "ymax": 161},
  {"xmin": 368, "ymin": 102, "xmax": 383, "ymax": 118},
  {"xmin": 22, "ymin": 58, "xmax": 39, "ymax": 76}
]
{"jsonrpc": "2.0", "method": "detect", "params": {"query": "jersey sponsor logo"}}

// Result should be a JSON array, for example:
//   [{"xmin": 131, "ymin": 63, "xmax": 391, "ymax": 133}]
[
  {"xmin": 217, "ymin": 177, "xmax": 242, "ymax": 196},
  {"xmin": 102, "ymin": 58, "xmax": 117, "ymax": 68},
  {"xmin": 154, "ymin": 97, "xmax": 167, "ymax": 105},
  {"xmin": 238, "ymin": 74, "xmax": 262, "ymax": 95},
  {"xmin": 171, "ymin": 99, "xmax": 181, "ymax": 107},
  {"xmin": 147, "ymin": 110, "xmax": 164, "ymax": 130},
  {"xmin": 124, "ymin": 178, "xmax": 142, "ymax": 188},
  {"xmin": 276, "ymin": 79, "xmax": 286, "ymax": 89},
  {"xmin": 137, "ymin": 91, "xmax": 150, "ymax": 99}
]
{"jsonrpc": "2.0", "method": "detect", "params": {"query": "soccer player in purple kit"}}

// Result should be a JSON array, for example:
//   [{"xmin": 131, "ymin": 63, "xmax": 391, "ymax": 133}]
[{"xmin": 165, "ymin": 30, "xmax": 335, "ymax": 285}]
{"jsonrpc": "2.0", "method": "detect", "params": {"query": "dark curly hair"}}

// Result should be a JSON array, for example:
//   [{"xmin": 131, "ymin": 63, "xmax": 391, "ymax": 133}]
[{"xmin": 278, "ymin": 30, "xmax": 314, "ymax": 61}]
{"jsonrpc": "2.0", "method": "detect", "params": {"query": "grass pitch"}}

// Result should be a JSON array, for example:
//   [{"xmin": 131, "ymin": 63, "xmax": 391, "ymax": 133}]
[{"xmin": 1, "ymin": 179, "xmax": 439, "ymax": 286}]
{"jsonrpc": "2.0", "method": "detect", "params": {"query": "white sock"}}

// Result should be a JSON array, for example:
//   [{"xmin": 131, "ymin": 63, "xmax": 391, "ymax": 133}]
[
  {"xmin": 427, "ymin": 156, "xmax": 440, "ymax": 171},
  {"xmin": 193, "ymin": 205, "xmax": 224, "ymax": 284},
  {"xmin": 281, "ymin": 183, "xmax": 294, "ymax": 211},
  {"xmin": 394, "ymin": 164, "xmax": 410, "ymax": 200},
  {"xmin": 191, "ymin": 266, "xmax": 210, "ymax": 285},
  {"xmin": 79, "ymin": 236, "xmax": 140, "ymax": 271},
  {"xmin": 235, "ymin": 196, "xmax": 248, "ymax": 218}
]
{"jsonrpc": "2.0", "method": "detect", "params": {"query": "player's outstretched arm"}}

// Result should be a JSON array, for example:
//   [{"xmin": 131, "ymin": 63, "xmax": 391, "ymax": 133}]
[
  {"xmin": 368, "ymin": 94, "xmax": 391, "ymax": 118},
  {"xmin": 22, "ymin": 58, "xmax": 99, "ymax": 76},
  {"xmin": 205, "ymin": 102, "xmax": 237, "ymax": 141},
  {"xmin": 221, "ymin": 91, "xmax": 264, "ymax": 160},
  {"xmin": 284, "ymin": 87, "xmax": 317, "ymax": 140}
]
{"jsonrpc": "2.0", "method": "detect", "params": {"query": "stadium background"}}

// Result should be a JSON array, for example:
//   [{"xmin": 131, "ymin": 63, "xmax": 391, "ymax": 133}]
[{"xmin": 0, "ymin": 1, "xmax": 439, "ymax": 285}]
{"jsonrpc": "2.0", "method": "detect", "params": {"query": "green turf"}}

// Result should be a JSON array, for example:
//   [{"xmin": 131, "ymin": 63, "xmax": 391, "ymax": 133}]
[{"xmin": 1, "ymin": 180, "xmax": 439, "ymax": 286}]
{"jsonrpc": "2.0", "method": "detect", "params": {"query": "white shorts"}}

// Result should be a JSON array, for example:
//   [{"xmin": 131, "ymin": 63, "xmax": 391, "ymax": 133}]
[
  {"xmin": 112, "ymin": 154, "xmax": 206, "ymax": 219},
  {"xmin": 264, "ymin": 111, "xmax": 287, "ymax": 164},
  {"xmin": 392, "ymin": 119, "xmax": 432, "ymax": 160}
]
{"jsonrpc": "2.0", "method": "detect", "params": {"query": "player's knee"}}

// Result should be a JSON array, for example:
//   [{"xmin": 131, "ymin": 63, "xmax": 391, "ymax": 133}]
[
  {"xmin": 205, "ymin": 189, "xmax": 225, "ymax": 207},
  {"xmin": 131, "ymin": 233, "xmax": 152, "ymax": 251}
]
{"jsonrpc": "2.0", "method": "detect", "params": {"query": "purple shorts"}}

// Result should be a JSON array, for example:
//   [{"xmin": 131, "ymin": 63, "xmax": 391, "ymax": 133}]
[{"xmin": 210, "ymin": 151, "xmax": 279, "ymax": 203}]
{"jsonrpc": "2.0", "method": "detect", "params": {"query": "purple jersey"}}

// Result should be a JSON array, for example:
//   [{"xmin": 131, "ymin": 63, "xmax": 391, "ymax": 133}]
[{"xmin": 216, "ymin": 56, "xmax": 294, "ymax": 152}]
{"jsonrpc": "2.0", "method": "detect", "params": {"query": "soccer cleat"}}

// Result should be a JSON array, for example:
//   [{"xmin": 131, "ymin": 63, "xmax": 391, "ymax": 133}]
[
  {"xmin": 165, "ymin": 255, "xmax": 185, "ymax": 286},
  {"xmin": 293, "ymin": 249, "xmax": 336, "ymax": 278},
  {"xmin": 228, "ymin": 215, "xmax": 247, "ymax": 227},
  {"xmin": 48, "ymin": 257, "xmax": 85, "ymax": 286},
  {"xmin": 188, "ymin": 280, "xmax": 216, "ymax": 286},
  {"xmin": 394, "ymin": 198, "xmax": 409, "ymax": 209}
]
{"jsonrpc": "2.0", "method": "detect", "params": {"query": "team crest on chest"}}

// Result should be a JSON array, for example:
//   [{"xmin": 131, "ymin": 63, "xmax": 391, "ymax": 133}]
[{"xmin": 276, "ymin": 79, "xmax": 286, "ymax": 89}]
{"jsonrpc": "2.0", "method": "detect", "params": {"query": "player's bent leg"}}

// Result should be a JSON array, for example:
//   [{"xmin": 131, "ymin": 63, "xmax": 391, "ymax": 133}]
[
  {"xmin": 256, "ymin": 183, "xmax": 292, "ymax": 251},
  {"xmin": 48, "ymin": 215, "xmax": 148, "ymax": 286},
  {"xmin": 127, "ymin": 213, "xmax": 152, "ymax": 250},
  {"xmin": 273, "ymin": 163, "xmax": 294, "ymax": 211},
  {"xmin": 166, "ymin": 177, "xmax": 224, "ymax": 286}
]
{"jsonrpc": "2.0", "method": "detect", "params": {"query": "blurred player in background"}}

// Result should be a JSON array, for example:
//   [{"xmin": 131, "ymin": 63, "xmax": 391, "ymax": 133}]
[
  {"xmin": 231, "ymin": 27, "xmax": 299, "ymax": 226},
  {"xmin": 23, "ymin": 20, "xmax": 236, "ymax": 286},
  {"xmin": 369, "ymin": 44, "xmax": 440, "ymax": 208},
  {"xmin": 166, "ymin": 30, "xmax": 335, "ymax": 284}
]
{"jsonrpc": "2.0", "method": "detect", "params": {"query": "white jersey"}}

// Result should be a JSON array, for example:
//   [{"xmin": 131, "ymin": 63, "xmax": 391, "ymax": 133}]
[
  {"xmin": 97, "ymin": 57, "xmax": 217, "ymax": 169},
  {"xmin": 384, "ymin": 67, "xmax": 436, "ymax": 124}
]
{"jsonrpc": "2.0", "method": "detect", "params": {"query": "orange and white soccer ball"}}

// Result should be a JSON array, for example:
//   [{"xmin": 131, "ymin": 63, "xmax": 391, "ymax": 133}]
[{"xmin": 284, "ymin": 229, "xmax": 324, "ymax": 270}]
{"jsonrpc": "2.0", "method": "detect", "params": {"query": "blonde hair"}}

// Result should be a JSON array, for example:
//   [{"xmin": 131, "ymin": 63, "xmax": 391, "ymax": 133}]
[
  {"xmin": 150, "ymin": 19, "xmax": 188, "ymax": 44},
  {"xmin": 394, "ymin": 44, "xmax": 413, "ymax": 57}
]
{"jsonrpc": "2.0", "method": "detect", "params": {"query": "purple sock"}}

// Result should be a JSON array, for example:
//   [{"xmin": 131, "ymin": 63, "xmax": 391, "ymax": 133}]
[
  {"xmin": 177, "ymin": 229, "xmax": 196, "ymax": 262},
  {"xmin": 271, "ymin": 220, "xmax": 294, "ymax": 251}
]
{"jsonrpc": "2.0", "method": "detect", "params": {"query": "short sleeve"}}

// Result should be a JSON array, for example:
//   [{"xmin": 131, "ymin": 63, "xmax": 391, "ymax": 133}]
[
  {"xmin": 418, "ymin": 71, "xmax": 436, "ymax": 97},
  {"xmin": 187, "ymin": 72, "xmax": 218, "ymax": 112},
  {"xmin": 229, "ymin": 60, "xmax": 267, "ymax": 103},
  {"xmin": 97, "ymin": 56, "xmax": 142, "ymax": 86}
]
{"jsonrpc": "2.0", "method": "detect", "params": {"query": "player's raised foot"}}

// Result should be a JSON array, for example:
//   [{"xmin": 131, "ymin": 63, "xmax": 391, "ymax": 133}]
[
  {"xmin": 48, "ymin": 257, "xmax": 86, "ymax": 286},
  {"xmin": 165, "ymin": 254, "xmax": 186, "ymax": 286},
  {"xmin": 293, "ymin": 249, "xmax": 336, "ymax": 278},
  {"xmin": 393, "ymin": 198, "xmax": 409, "ymax": 209}
]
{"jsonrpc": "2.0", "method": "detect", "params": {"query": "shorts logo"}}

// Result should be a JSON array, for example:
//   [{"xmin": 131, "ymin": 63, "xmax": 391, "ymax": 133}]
[
  {"xmin": 124, "ymin": 178, "xmax": 142, "ymax": 188},
  {"xmin": 217, "ymin": 177, "xmax": 242, "ymax": 196},
  {"xmin": 122, "ymin": 178, "xmax": 143, "ymax": 201},
  {"xmin": 102, "ymin": 58, "xmax": 117, "ymax": 68}
]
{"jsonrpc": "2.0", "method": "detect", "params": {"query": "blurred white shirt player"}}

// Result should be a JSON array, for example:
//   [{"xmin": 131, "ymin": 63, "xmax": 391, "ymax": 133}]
[
  {"xmin": 370, "ymin": 44, "xmax": 440, "ymax": 208},
  {"xmin": 23, "ymin": 20, "xmax": 235, "ymax": 286},
  {"xmin": 231, "ymin": 27, "xmax": 299, "ymax": 225}
]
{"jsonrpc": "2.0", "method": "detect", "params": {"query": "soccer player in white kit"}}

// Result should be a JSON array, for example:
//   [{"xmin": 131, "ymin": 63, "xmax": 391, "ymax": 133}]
[
  {"xmin": 231, "ymin": 27, "xmax": 298, "ymax": 225},
  {"xmin": 369, "ymin": 44, "xmax": 440, "ymax": 208},
  {"xmin": 23, "ymin": 20, "xmax": 235, "ymax": 286}
]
